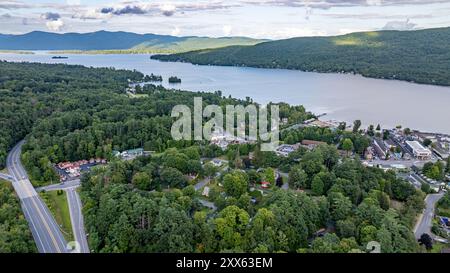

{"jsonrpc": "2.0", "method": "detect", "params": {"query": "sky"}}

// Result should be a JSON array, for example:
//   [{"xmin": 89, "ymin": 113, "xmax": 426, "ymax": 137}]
[{"xmin": 1, "ymin": 0, "xmax": 450, "ymax": 39}]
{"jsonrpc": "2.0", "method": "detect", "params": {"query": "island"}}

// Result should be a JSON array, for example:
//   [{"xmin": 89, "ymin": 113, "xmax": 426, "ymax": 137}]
[
  {"xmin": 168, "ymin": 76, "xmax": 182, "ymax": 83},
  {"xmin": 51, "ymin": 56, "xmax": 68, "ymax": 59}
]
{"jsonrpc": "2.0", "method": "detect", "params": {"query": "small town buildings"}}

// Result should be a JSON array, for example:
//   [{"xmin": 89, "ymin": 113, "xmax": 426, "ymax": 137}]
[
  {"xmin": 405, "ymin": 141, "xmax": 432, "ymax": 160},
  {"xmin": 113, "ymin": 148, "xmax": 144, "ymax": 160},
  {"xmin": 301, "ymin": 140, "xmax": 327, "ymax": 150},
  {"xmin": 373, "ymin": 138, "xmax": 389, "ymax": 159},
  {"xmin": 275, "ymin": 143, "xmax": 301, "ymax": 157}
]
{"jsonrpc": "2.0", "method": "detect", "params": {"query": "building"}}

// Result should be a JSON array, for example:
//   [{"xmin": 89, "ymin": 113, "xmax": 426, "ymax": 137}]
[
  {"xmin": 275, "ymin": 144, "xmax": 300, "ymax": 157},
  {"xmin": 373, "ymin": 138, "xmax": 389, "ymax": 159},
  {"xmin": 405, "ymin": 141, "xmax": 432, "ymax": 160},
  {"xmin": 114, "ymin": 148, "xmax": 144, "ymax": 160},
  {"xmin": 365, "ymin": 147, "xmax": 374, "ymax": 161},
  {"xmin": 301, "ymin": 140, "xmax": 327, "ymax": 150},
  {"xmin": 212, "ymin": 159, "xmax": 223, "ymax": 167}
]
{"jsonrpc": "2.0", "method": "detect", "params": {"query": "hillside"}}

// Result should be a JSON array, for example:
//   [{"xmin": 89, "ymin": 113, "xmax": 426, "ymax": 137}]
[
  {"xmin": 152, "ymin": 27, "xmax": 450, "ymax": 86},
  {"xmin": 0, "ymin": 31, "xmax": 265, "ymax": 53}
]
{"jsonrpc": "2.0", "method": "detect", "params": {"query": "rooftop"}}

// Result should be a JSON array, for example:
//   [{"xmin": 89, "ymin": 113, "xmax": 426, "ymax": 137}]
[{"xmin": 406, "ymin": 140, "xmax": 431, "ymax": 153}]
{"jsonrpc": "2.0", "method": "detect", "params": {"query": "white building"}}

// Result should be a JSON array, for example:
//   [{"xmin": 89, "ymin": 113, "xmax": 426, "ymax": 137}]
[{"xmin": 405, "ymin": 141, "xmax": 432, "ymax": 160}]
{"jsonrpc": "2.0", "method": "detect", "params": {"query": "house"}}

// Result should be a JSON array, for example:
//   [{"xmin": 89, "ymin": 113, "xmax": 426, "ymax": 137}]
[
  {"xmin": 212, "ymin": 159, "xmax": 223, "ymax": 167},
  {"xmin": 202, "ymin": 186, "xmax": 210, "ymax": 197},
  {"xmin": 373, "ymin": 138, "xmax": 389, "ymax": 159},
  {"xmin": 301, "ymin": 140, "xmax": 327, "ymax": 150},
  {"xmin": 275, "ymin": 144, "xmax": 299, "ymax": 157},
  {"xmin": 260, "ymin": 181, "xmax": 270, "ymax": 189}
]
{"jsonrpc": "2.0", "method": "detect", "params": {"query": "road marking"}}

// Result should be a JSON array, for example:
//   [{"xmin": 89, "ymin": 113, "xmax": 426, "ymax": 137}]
[
  {"xmin": 21, "ymin": 198, "xmax": 46, "ymax": 252},
  {"xmin": 10, "ymin": 146, "xmax": 63, "ymax": 253}
]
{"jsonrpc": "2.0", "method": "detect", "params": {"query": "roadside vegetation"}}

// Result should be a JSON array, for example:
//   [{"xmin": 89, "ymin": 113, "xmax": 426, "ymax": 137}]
[
  {"xmin": 0, "ymin": 181, "xmax": 36, "ymax": 253},
  {"xmin": 39, "ymin": 190, "xmax": 73, "ymax": 242}
]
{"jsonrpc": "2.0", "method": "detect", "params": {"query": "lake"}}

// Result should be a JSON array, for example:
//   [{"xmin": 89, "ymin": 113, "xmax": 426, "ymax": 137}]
[{"xmin": 2, "ymin": 52, "xmax": 450, "ymax": 134}]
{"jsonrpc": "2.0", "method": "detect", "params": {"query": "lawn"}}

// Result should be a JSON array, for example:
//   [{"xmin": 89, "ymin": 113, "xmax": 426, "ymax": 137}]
[
  {"xmin": 39, "ymin": 190, "xmax": 74, "ymax": 242},
  {"xmin": 429, "ymin": 242, "xmax": 450, "ymax": 253},
  {"xmin": 436, "ymin": 207, "xmax": 450, "ymax": 218}
]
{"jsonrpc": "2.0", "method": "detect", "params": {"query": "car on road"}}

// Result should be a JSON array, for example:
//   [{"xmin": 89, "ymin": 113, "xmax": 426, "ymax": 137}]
[{"xmin": 22, "ymin": 176, "xmax": 26, "ymax": 180}]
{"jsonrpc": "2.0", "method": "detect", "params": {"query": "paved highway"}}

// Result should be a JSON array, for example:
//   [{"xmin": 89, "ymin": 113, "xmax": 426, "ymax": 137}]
[
  {"xmin": 37, "ymin": 179, "xmax": 90, "ymax": 253},
  {"xmin": 66, "ymin": 187, "xmax": 90, "ymax": 253},
  {"xmin": 7, "ymin": 141, "xmax": 68, "ymax": 253},
  {"xmin": 414, "ymin": 193, "xmax": 445, "ymax": 240}
]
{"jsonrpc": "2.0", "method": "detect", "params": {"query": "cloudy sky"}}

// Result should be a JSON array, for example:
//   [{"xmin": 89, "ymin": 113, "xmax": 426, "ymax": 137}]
[{"xmin": 1, "ymin": 0, "xmax": 450, "ymax": 39}]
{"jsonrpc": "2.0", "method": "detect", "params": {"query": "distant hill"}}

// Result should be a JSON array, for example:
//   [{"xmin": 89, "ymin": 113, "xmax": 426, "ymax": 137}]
[
  {"xmin": 152, "ymin": 27, "xmax": 450, "ymax": 86},
  {"xmin": 0, "ymin": 31, "xmax": 266, "ymax": 53}
]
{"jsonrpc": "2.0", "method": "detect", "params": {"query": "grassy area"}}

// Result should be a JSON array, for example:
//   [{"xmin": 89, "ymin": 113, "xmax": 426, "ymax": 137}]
[
  {"xmin": 429, "ymin": 242, "xmax": 450, "ymax": 253},
  {"xmin": 436, "ymin": 207, "xmax": 450, "ymax": 218},
  {"xmin": 0, "ymin": 168, "xmax": 7, "ymax": 174},
  {"xmin": 39, "ymin": 190, "xmax": 74, "ymax": 242}
]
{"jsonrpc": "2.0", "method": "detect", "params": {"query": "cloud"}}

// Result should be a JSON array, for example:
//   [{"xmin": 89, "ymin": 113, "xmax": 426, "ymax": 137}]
[
  {"xmin": 100, "ymin": 5, "xmax": 146, "ymax": 15},
  {"xmin": 222, "ymin": 25, "xmax": 233, "ymax": 36},
  {"xmin": 66, "ymin": 0, "xmax": 81, "ymax": 5},
  {"xmin": 161, "ymin": 4, "xmax": 176, "ymax": 16},
  {"xmin": 171, "ymin": 26, "xmax": 181, "ymax": 36},
  {"xmin": 84, "ymin": 1, "xmax": 237, "ymax": 19},
  {"xmin": 46, "ymin": 19, "xmax": 65, "ymax": 31},
  {"xmin": 1, "ymin": 13, "xmax": 12, "ymax": 18},
  {"xmin": 382, "ymin": 19, "xmax": 417, "ymax": 30},
  {"xmin": 243, "ymin": 0, "xmax": 450, "ymax": 9},
  {"xmin": 41, "ymin": 12, "xmax": 61, "ymax": 21}
]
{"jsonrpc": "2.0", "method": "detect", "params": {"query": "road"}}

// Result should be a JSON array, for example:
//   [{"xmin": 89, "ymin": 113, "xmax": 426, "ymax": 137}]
[
  {"xmin": 198, "ymin": 199, "xmax": 217, "ymax": 211},
  {"xmin": 0, "ymin": 172, "xmax": 14, "ymax": 182},
  {"xmin": 7, "ymin": 141, "xmax": 68, "ymax": 253},
  {"xmin": 194, "ymin": 177, "xmax": 211, "ymax": 191},
  {"xmin": 66, "ymin": 187, "xmax": 90, "ymax": 253},
  {"xmin": 36, "ymin": 179, "xmax": 90, "ymax": 253},
  {"xmin": 37, "ymin": 179, "xmax": 81, "ymax": 192},
  {"xmin": 414, "ymin": 193, "xmax": 445, "ymax": 240}
]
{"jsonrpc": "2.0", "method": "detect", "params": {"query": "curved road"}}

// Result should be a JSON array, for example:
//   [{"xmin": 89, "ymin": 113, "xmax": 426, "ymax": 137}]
[
  {"xmin": 414, "ymin": 193, "xmax": 445, "ymax": 240},
  {"xmin": 7, "ymin": 141, "xmax": 68, "ymax": 253},
  {"xmin": 38, "ymin": 180, "xmax": 90, "ymax": 253}
]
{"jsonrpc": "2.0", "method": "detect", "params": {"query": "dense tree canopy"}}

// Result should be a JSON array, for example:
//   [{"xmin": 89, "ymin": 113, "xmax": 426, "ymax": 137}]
[{"xmin": 153, "ymin": 27, "xmax": 450, "ymax": 86}]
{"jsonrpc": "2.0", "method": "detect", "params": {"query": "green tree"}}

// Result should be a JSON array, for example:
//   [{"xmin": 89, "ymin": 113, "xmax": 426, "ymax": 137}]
[
  {"xmin": 353, "ymin": 120, "xmax": 362, "ymax": 133},
  {"xmin": 160, "ymin": 167, "xmax": 187, "ymax": 188},
  {"xmin": 311, "ymin": 174, "xmax": 324, "ymax": 196},
  {"xmin": 223, "ymin": 171, "xmax": 248, "ymax": 198},
  {"xmin": 342, "ymin": 138, "xmax": 354, "ymax": 156},
  {"xmin": 288, "ymin": 166, "xmax": 308, "ymax": 189},
  {"xmin": 214, "ymin": 205, "xmax": 250, "ymax": 251},
  {"xmin": 132, "ymin": 172, "xmax": 152, "ymax": 191},
  {"xmin": 264, "ymin": 168, "xmax": 275, "ymax": 185}
]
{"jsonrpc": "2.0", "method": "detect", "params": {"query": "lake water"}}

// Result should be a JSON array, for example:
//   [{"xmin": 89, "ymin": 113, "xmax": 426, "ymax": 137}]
[{"xmin": 2, "ymin": 52, "xmax": 450, "ymax": 134}]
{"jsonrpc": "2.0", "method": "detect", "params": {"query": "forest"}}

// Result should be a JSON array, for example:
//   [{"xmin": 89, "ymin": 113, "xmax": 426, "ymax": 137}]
[
  {"xmin": 0, "ymin": 61, "xmax": 427, "ymax": 253},
  {"xmin": 152, "ymin": 27, "xmax": 450, "ymax": 86},
  {"xmin": 0, "ymin": 182, "xmax": 36, "ymax": 253},
  {"xmin": 80, "ymin": 140, "xmax": 424, "ymax": 253}
]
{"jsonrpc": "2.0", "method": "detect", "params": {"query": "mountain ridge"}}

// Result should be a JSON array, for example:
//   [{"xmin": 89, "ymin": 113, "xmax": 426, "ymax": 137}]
[
  {"xmin": 0, "ymin": 30, "xmax": 267, "ymax": 53},
  {"xmin": 152, "ymin": 27, "xmax": 450, "ymax": 86}
]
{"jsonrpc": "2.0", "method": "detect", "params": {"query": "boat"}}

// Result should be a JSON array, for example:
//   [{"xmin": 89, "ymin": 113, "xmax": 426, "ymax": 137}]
[{"xmin": 51, "ymin": 56, "xmax": 68, "ymax": 59}]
